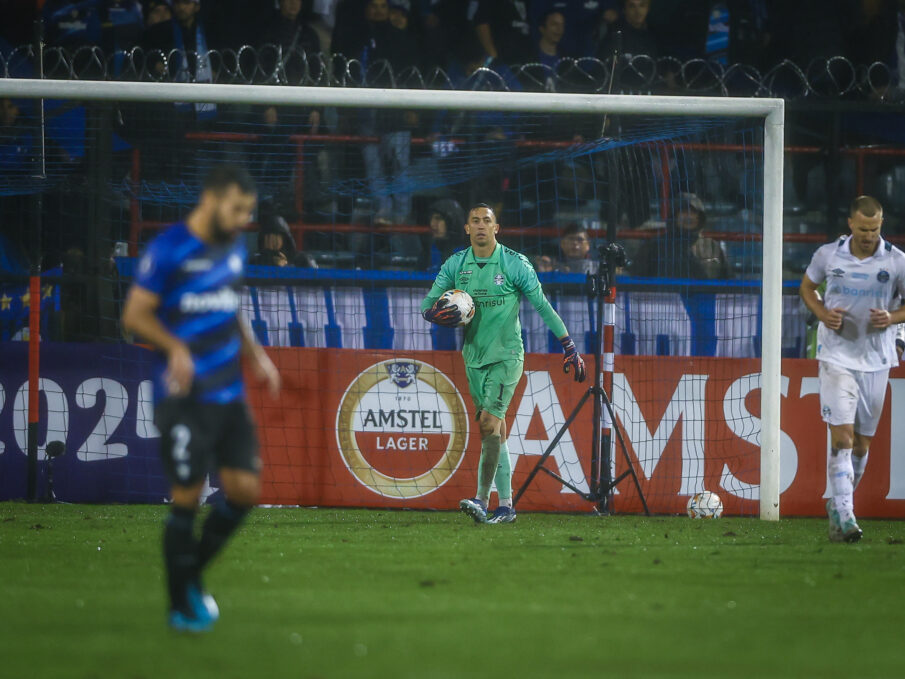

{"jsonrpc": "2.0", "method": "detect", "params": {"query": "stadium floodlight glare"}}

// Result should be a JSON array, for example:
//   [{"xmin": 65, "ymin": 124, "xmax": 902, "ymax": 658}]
[{"xmin": 0, "ymin": 78, "xmax": 783, "ymax": 520}]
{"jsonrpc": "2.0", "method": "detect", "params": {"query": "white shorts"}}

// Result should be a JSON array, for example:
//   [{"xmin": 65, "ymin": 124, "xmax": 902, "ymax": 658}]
[{"xmin": 818, "ymin": 361, "xmax": 889, "ymax": 437}]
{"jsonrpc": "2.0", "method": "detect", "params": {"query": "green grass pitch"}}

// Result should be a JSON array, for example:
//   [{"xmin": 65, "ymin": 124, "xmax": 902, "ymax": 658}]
[{"xmin": 1, "ymin": 503, "xmax": 903, "ymax": 679}]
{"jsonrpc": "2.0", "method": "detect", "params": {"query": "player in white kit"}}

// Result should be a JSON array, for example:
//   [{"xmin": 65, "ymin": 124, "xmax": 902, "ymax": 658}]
[{"xmin": 800, "ymin": 196, "xmax": 905, "ymax": 542}]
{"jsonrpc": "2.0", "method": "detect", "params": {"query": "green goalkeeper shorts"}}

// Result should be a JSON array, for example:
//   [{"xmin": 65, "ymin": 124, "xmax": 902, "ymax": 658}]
[{"xmin": 465, "ymin": 359, "xmax": 524, "ymax": 420}]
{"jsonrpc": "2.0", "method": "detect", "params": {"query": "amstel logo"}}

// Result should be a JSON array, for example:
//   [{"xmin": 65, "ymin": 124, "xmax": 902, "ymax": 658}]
[{"xmin": 336, "ymin": 359, "xmax": 469, "ymax": 498}]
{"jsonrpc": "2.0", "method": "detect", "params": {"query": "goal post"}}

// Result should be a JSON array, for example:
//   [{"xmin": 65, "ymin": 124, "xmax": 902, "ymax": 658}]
[{"xmin": 0, "ymin": 78, "xmax": 784, "ymax": 519}]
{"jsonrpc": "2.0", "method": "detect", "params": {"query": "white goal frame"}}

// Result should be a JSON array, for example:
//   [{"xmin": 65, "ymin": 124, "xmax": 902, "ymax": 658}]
[{"xmin": 0, "ymin": 78, "xmax": 784, "ymax": 520}]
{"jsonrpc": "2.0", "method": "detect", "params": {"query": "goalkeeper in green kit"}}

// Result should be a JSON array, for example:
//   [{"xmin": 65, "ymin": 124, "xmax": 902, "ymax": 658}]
[{"xmin": 422, "ymin": 204, "xmax": 587, "ymax": 524}]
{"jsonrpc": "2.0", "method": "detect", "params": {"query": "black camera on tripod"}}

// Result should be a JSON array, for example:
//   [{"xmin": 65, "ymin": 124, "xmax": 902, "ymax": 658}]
[
  {"xmin": 588, "ymin": 242, "xmax": 628, "ymax": 297},
  {"xmin": 515, "ymin": 236, "xmax": 649, "ymax": 516},
  {"xmin": 599, "ymin": 242, "xmax": 628, "ymax": 269}
]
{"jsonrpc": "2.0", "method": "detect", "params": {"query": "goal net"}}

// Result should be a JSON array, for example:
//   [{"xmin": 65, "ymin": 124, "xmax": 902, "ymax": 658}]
[{"xmin": 0, "ymin": 77, "xmax": 783, "ymax": 518}]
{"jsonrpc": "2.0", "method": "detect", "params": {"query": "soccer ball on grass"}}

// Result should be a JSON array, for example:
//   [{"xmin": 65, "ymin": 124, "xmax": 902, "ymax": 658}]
[
  {"xmin": 686, "ymin": 491, "xmax": 723, "ymax": 519},
  {"xmin": 439, "ymin": 289, "xmax": 475, "ymax": 326}
]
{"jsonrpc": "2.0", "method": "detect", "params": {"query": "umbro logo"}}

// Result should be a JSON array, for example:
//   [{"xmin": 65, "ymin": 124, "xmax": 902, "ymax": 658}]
[{"xmin": 830, "ymin": 268, "xmax": 845, "ymax": 278}]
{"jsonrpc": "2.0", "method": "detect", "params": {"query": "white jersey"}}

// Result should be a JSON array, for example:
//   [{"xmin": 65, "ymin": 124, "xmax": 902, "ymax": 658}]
[{"xmin": 805, "ymin": 235, "xmax": 905, "ymax": 372}]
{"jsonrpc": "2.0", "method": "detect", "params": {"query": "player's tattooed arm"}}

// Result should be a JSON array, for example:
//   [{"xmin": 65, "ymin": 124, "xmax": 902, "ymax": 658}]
[
  {"xmin": 238, "ymin": 317, "xmax": 281, "ymax": 398},
  {"xmin": 121, "ymin": 285, "xmax": 194, "ymax": 396},
  {"xmin": 800, "ymin": 275, "xmax": 844, "ymax": 330}
]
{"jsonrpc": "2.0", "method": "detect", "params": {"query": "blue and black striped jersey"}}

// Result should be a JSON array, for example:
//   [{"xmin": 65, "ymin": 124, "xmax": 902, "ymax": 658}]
[{"xmin": 135, "ymin": 222, "xmax": 246, "ymax": 404}]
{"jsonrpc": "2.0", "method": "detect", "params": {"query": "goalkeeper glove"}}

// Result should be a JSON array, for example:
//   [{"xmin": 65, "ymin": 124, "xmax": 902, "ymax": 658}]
[
  {"xmin": 560, "ymin": 335, "xmax": 586, "ymax": 383},
  {"xmin": 422, "ymin": 297, "xmax": 461, "ymax": 327}
]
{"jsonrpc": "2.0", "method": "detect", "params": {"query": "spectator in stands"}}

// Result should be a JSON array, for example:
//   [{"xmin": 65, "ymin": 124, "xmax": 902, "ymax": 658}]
[
  {"xmin": 259, "ymin": 0, "xmax": 321, "ymax": 56},
  {"xmin": 431, "ymin": 38, "xmax": 524, "ymax": 211},
  {"xmin": 473, "ymin": 0, "xmax": 533, "ymax": 65},
  {"xmin": 339, "ymin": 0, "xmax": 419, "ymax": 255},
  {"xmin": 418, "ymin": 0, "xmax": 474, "ymax": 69},
  {"xmin": 555, "ymin": 224, "xmax": 598, "ymax": 274},
  {"xmin": 536, "ymin": 11, "xmax": 565, "ymax": 69},
  {"xmin": 258, "ymin": 0, "xmax": 323, "ymax": 131},
  {"xmin": 598, "ymin": 0, "xmax": 659, "ymax": 66},
  {"xmin": 387, "ymin": 0, "xmax": 431, "ymax": 71},
  {"xmin": 310, "ymin": 0, "xmax": 340, "ymax": 55},
  {"xmin": 43, "ymin": 0, "xmax": 144, "ymax": 54},
  {"xmin": 419, "ymin": 198, "xmax": 465, "ymax": 271},
  {"xmin": 388, "ymin": 0, "xmax": 410, "ymax": 31},
  {"xmin": 146, "ymin": 0, "xmax": 172, "ymax": 28},
  {"xmin": 720, "ymin": 0, "xmax": 771, "ymax": 69},
  {"xmin": 331, "ymin": 0, "xmax": 371, "ymax": 59},
  {"xmin": 137, "ymin": 0, "xmax": 216, "ymax": 176},
  {"xmin": 143, "ymin": 0, "xmax": 215, "ymax": 113},
  {"xmin": 533, "ymin": 254, "xmax": 555, "ymax": 273},
  {"xmin": 251, "ymin": 249, "xmax": 289, "ymax": 267},
  {"xmin": 256, "ymin": 213, "xmax": 298, "ymax": 263},
  {"xmin": 532, "ymin": 0, "xmax": 617, "ymax": 58},
  {"xmin": 631, "ymin": 193, "xmax": 729, "ymax": 279},
  {"xmin": 438, "ymin": 38, "xmax": 523, "ymax": 137}
]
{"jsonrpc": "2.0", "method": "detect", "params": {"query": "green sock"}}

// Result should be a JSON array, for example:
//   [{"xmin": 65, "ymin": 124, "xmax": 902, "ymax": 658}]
[
  {"xmin": 495, "ymin": 440, "xmax": 512, "ymax": 507},
  {"xmin": 477, "ymin": 434, "xmax": 501, "ymax": 503}
]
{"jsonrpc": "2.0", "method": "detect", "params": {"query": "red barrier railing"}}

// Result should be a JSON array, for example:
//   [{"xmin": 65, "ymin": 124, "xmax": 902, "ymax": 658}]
[{"xmin": 127, "ymin": 134, "xmax": 905, "ymax": 255}]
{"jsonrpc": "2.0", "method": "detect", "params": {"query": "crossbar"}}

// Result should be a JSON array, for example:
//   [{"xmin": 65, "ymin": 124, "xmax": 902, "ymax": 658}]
[{"xmin": 0, "ymin": 79, "xmax": 783, "ymax": 117}]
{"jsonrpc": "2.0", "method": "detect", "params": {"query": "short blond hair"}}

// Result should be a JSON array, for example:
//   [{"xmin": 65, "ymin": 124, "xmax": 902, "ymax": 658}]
[{"xmin": 850, "ymin": 195, "xmax": 883, "ymax": 218}]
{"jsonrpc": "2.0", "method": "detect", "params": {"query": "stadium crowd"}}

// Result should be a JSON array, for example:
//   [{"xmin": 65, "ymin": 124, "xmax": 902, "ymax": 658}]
[
  {"xmin": 2, "ymin": 0, "xmax": 905, "ymax": 286},
  {"xmin": 1, "ymin": 0, "xmax": 903, "ymax": 76}
]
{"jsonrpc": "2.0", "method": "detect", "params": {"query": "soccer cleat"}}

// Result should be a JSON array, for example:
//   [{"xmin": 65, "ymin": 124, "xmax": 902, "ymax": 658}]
[
  {"xmin": 168, "ymin": 608, "xmax": 214, "ymax": 633},
  {"xmin": 487, "ymin": 506, "xmax": 517, "ymax": 524},
  {"xmin": 459, "ymin": 497, "xmax": 487, "ymax": 524},
  {"xmin": 187, "ymin": 582, "xmax": 219, "ymax": 624},
  {"xmin": 841, "ymin": 517, "xmax": 863, "ymax": 543},
  {"xmin": 826, "ymin": 499, "xmax": 843, "ymax": 543}
]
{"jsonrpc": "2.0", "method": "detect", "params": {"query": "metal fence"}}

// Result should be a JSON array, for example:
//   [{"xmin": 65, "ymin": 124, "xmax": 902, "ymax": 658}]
[{"xmin": 1, "ymin": 44, "xmax": 903, "ymax": 101}]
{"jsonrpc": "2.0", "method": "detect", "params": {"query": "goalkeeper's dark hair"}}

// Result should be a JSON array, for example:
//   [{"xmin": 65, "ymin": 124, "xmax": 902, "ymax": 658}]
[
  {"xmin": 850, "ymin": 195, "xmax": 883, "ymax": 218},
  {"xmin": 469, "ymin": 202, "xmax": 497, "ymax": 222},
  {"xmin": 203, "ymin": 164, "xmax": 257, "ymax": 196}
]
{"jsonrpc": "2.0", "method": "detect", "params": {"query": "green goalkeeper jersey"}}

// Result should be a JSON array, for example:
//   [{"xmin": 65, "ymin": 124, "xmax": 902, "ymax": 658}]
[{"xmin": 421, "ymin": 243, "xmax": 568, "ymax": 368}]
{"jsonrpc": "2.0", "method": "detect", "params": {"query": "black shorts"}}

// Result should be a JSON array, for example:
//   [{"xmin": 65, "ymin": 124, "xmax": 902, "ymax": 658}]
[{"xmin": 154, "ymin": 397, "xmax": 260, "ymax": 486}]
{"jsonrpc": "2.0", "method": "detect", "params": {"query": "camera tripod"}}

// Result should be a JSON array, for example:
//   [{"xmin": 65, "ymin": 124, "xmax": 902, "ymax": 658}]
[{"xmin": 513, "ymin": 243, "xmax": 649, "ymax": 515}]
